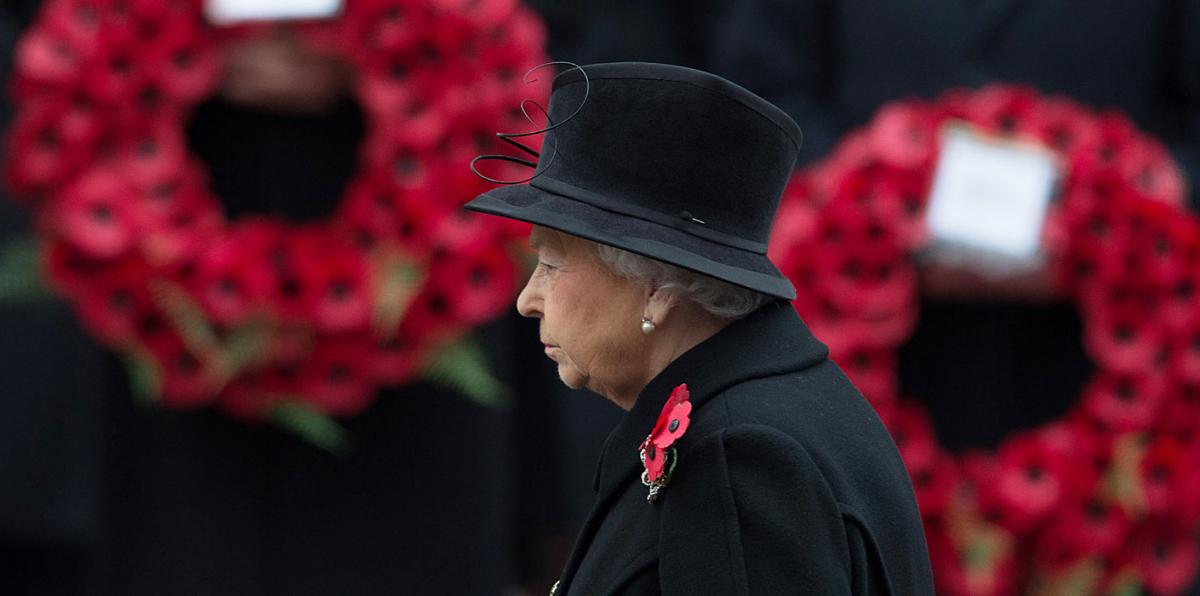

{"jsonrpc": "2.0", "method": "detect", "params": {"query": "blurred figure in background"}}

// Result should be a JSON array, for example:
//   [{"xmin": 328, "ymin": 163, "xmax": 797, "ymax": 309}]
[
  {"xmin": 700, "ymin": 0, "xmax": 1199, "ymax": 449},
  {"xmin": 1, "ymin": 13, "xmax": 519, "ymax": 595},
  {"xmin": 0, "ymin": 2, "xmax": 107, "ymax": 595}
]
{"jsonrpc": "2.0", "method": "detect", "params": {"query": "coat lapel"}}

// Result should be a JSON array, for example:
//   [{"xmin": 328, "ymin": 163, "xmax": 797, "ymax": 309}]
[{"xmin": 554, "ymin": 302, "xmax": 829, "ymax": 594}]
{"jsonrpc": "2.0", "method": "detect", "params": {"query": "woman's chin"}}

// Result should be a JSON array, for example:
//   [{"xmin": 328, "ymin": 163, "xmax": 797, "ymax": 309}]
[{"xmin": 556, "ymin": 365, "xmax": 588, "ymax": 391}]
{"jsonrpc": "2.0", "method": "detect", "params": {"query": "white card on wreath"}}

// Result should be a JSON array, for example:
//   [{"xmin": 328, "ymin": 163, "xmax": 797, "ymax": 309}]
[
  {"xmin": 205, "ymin": 0, "xmax": 344, "ymax": 24},
  {"xmin": 925, "ymin": 125, "xmax": 1059, "ymax": 264}
]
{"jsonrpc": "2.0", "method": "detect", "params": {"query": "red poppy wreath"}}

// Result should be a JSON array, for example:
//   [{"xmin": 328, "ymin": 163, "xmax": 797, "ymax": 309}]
[
  {"xmin": 770, "ymin": 86, "xmax": 1200, "ymax": 595},
  {"xmin": 4, "ymin": 0, "xmax": 549, "ymax": 444}
]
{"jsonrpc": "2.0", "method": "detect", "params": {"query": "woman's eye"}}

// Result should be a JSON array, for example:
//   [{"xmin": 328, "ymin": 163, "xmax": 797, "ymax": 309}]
[{"xmin": 538, "ymin": 260, "xmax": 557, "ymax": 271}]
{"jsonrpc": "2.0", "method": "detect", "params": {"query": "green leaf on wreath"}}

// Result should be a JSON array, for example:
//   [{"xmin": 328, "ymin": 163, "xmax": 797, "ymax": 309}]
[
  {"xmin": 208, "ymin": 321, "xmax": 274, "ymax": 392},
  {"xmin": 423, "ymin": 337, "xmax": 510, "ymax": 408},
  {"xmin": 269, "ymin": 401, "xmax": 353, "ymax": 455},
  {"xmin": 1103, "ymin": 433, "xmax": 1148, "ymax": 516},
  {"xmin": 371, "ymin": 252, "xmax": 424, "ymax": 341},
  {"xmin": 1052, "ymin": 558, "xmax": 1103, "ymax": 596},
  {"xmin": 1106, "ymin": 578, "xmax": 1142, "ymax": 596},
  {"xmin": 124, "ymin": 352, "xmax": 162, "ymax": 405},
  {"xmin": 150, "ymin": 279, "xmax": 220, "ymax": 355},
  {"xmin": 0, "ymin": 235, "xmax": 50, "ymax": 303}
]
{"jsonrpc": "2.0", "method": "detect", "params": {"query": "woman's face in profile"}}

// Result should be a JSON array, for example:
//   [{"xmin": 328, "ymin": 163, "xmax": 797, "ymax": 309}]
[{"xmin": 516, "ymin": 227, "xmax": 648, "ymax": 398}]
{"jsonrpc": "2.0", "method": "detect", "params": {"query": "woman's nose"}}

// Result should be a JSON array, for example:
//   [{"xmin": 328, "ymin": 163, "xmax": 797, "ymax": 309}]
[{"xmin": 515, "ymin": 275, "xmax": 541, "ymax": 318}]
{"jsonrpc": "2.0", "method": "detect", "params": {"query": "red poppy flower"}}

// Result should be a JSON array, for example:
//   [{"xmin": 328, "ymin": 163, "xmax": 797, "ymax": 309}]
[
  {"xmin": 73, "ymin": 257, "xmax": 155, "ymax": 345},
  {"xmin": 1041, "ymin": 420, "xmax": 1106, "ymax": 500},
  {"xmin": 640, "ymin": 384, "xmax": 692, "ymax": 484},
  {"xmin": 217, "ymin": 369, "xmax": 279, "ymax": 422},
  {"xmin": 3, "ymin": 100, "xmax": 91, "ymax": 197},
  {"xmin": 1123, "ymin": 199, "xmax": 1195, "ymax": 288},
  {"xmin": 54, "ymin": 92, "xmax": 107, "ymax": 149},
  {"xmin": 1134, "ymin": 522, "xmax": 1200, "ymax": 596},
  {"xmin": 1158, "ymin": 270, "xmax": 1200, "ymax": 338},
  {"xmin": 299, "ymin": 338, "xmax": 374, "ymax": 417},
  {"xmin": 806, "ymin": 295, "xmax": 917, "ymax": 355},
  {"xmin": 31, "ymin": 0, "xmax": 104, "ymax": 56},
  {"xmin": 887, "ymin": 402, "xmax": 940, "ymax": 473},
  {"xmin": 146, "ymin": 20, "xmax": 220, "ymax": 103},
  {"xmin": 84, "ymin": 34, "xmax": 148, "ymax": 102},
  {"xmin": 43, "ymin": 239, "xmax": 98, "ymax": 295},
  {"xmin": 1176, "ymin": 439, "xmax": 1200, "ymax": 521},
  {"xmin": 964, "ymin": 85, "xmax": 1038, "ymax": 137},
  {"xmin": 431, "ymin": 245, "xmax": 517, "ymax": 326},
  {"xmin": 1117, "ymin": 138, "xmax": 1187, "ymax": 207},
  {"xmin": 1029, "ymin": 97, "xmax": 1100, "ymax": 155},
  {"xmin": 192, "ymin": 225, "xmax": 279, "ymax": 323},
  {"xmin": 1040, "ymin": 496, "xmax": 1132, "ymax": 566},
  {"xmin": 982, "ymin": 431, "xmax": 1069, "ymax": 532},
  {"xmin": 346, "ymin": 1, "xmax": 431, "ymax": 58},
  {"xmin": 15, "ymin": 23, "xmax": 94, "ymax": 88},
  {"xmin": 1082, "ymin": 294, "xmax": 1167, "ymax": 375},
  {"xmin": 485, "ymin": 6, "xmax": 547, "ymax": 57},
  {"xmin": 367, "ymin": 333, "xmax": 423, "ymax": 386},
  {"xmin": 1140, "ymin": 436, "xmax": 1189, "ymax": 517},
  {"xmin": 1082, "ymin": 370, "xmax": 1169, "ymax": 433},
  {"xmin": 279, "ymin": 228, "xmax": 373, "ymax": 333},
  {"xmin": 867, "ymin": 102, "xmax": 940, "ymax": 169},
  {"xmin": 366, "ymin": 80, "xmax": 452, "ymax": 153},
  {"xmin": 218, "ymin": 360, "xmax": 305, "ymax": 422},
  {"xmin": 113, "ymin": 119, "xmax": 189, "ymax": 191},
  {"xmin": 144, "ymin": 331, "xmax": 216, "ymax": 409},
  {"xmin": 1154, "ymin": 385, "xmax": 1200, "ymax": 443},
  {"xmin": 335, "ymin": 170, "xmax": 409, "ymax": 250},
  {"xmin": 400, "ymin": 284, "xmax": 460, "ymax": 344},
  {"xmin": 436, "ymin": 0, "xmax": 520, "ymax": 31},
  {"xmin": 52, "ymin": 166, "xmax": 141, "ymax": 259},
  {"xmin": 1056, "ymin": 198, "xmax": 1137, "ymax": 291},
  {"xmin": 908, "ymin": 452, "xmax": 959, "ymax": 521},
  {"xmin": 870, "ymin": 169, "xmax": 931, "ymax": 249},
  {"xmin": 135, "ymin": 168, "xmax": 224, "ymax": 266},
  {"xmin": 1082, "ymin": 113, "xmax": 1140, "ymax": 184},
  {"xmin": 816, "ymin": 241, "xmax": 915, "ymax": 319},
  {"xmin": 834, "ymin": 347, "xmax": 898, "ymax": 416}
]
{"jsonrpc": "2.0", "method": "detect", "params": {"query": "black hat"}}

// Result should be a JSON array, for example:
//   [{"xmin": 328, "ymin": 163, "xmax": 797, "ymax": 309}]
[{"xmin": 464, "ymin": 62, "xmax": 802, "ymax": 300}]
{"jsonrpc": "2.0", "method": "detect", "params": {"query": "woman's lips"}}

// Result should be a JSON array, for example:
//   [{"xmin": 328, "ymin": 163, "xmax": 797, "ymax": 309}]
[{"xmin": 543, "ymin": 343, "xmax": 557, "ymax": 353}]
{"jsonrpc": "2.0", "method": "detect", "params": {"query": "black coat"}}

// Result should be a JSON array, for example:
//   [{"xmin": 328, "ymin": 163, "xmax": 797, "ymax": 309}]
[{"xmin": 554, "ymin": 303, "xmax": 934, "ymax": 595}]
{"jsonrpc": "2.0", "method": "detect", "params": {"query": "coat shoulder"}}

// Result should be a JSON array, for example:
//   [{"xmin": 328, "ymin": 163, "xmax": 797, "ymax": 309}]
[{"xmin": 671, "ymin": 360, "xmax": 936, "ymax": 596}]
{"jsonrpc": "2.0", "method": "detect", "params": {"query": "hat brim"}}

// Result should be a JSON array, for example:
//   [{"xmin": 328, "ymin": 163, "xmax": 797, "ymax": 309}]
[{"xmin": 464, "ymin": 183, "xmax": 797, "ymax": 300}]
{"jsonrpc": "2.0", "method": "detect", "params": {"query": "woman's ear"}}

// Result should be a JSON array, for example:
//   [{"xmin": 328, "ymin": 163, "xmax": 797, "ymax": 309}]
[{"xmin": 644, "ymin": 286, "xmax": 679, "ymax": 327}]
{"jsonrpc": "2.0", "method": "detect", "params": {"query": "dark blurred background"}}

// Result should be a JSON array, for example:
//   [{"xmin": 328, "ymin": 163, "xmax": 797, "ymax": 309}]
[{"xmin": 2, "ymin": 0, "xmax": 1199, "ymax": 594}]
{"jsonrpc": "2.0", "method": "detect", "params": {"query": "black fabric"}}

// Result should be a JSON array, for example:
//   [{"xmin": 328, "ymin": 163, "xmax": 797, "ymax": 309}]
[
  {"xmin": 700, "ymin": 0, "xmax": 1200, "ymax": 206},
  {"xmin": 466, "ymin": 62, "xmax": 801, "ymax": 299},
  {"xmin": 555, "ymin": 302, "xmax": 934, "ymax": 595}
]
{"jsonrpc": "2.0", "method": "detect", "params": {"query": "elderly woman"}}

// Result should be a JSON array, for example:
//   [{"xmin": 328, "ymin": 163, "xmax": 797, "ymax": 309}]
[{"xmin": 467, "ymin": 63, "xmax": 934, "ymax": 595}]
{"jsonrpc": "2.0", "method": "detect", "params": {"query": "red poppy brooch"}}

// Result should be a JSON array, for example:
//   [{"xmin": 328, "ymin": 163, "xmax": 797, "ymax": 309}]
[{"xmin": 638, "ymin": 383, "xmax": 692, "ymax": 503}]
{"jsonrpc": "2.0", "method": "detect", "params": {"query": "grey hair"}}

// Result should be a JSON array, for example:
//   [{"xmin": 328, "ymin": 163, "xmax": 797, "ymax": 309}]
[{"xmin": 594, "ymin": 243, "xmax": 772, "ymax": 320}]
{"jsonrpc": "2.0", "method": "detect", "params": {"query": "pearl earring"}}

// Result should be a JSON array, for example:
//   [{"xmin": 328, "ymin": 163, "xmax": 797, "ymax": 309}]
[{"xmin": 641, "ymin": 318, "xmax": 656, "ymax": 335}]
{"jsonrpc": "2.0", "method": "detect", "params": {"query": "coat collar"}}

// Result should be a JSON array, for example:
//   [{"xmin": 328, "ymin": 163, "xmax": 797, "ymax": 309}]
[
  {"xmin": 555, "ymin": 302, "xmax": 829, "ymax": 594},
  {"xmin": 590, "ymin": 301, "xmax": 829, "ymax": 497}
]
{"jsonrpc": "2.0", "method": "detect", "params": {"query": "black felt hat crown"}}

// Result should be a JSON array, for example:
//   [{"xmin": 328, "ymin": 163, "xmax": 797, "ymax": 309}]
[{"xmin": 464, "ymin": 62, "xmax": 802, "ymax": 300}]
